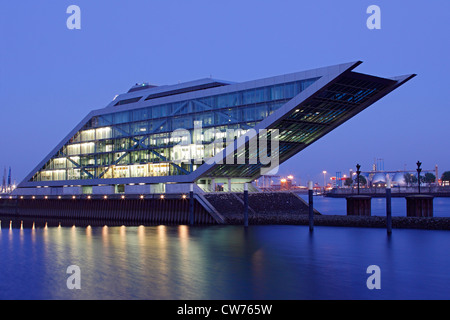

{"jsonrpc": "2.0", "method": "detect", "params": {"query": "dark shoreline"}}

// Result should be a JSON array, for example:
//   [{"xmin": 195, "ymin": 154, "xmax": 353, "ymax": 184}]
[
  {"xmin": 2, "ymin": 213, "xmax": 450, "ymax": 230},
  {"xmin": 224, "ymin": 214, "xmax": 450, "ymax": 230}
]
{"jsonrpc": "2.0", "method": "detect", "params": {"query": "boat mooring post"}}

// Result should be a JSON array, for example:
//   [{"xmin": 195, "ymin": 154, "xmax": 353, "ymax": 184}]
[
  {"xmin": 386, "ymin": 175, "xmax": 392, "ymax": 234},
  {"xmin": 308, "ymin": 181, "xmax": 314, "ymax": 232},
  {"xmin": 244, "ymin": 183, "xmax": 249, "ymax": 227},
  {"xmin": 189, "ymin": 184, "xmax": 194, "ymax": 225}
]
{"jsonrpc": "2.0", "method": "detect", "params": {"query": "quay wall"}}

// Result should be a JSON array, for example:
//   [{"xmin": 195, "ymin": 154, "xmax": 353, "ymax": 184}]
[
  {"xmin": 2, "ymin": 192, "xmax": 450, "ymax": 230},
  {"xmin": 0, "ymin": 197, "xmax": 217, "ymax": 225}
]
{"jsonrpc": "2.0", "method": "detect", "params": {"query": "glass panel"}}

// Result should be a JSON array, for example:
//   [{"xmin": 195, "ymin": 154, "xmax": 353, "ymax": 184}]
[
  {"xmin": 98, "ymin": 114, "xmax": 113, "ymax": 126},
  {"xmin": 130, "ymin": 122, "xmax": 148, "ymax": 135},
  {"xmin": 194, "ymin": 112, "xmax": 213, "ymax": 127},
  {"xmin": 217, "ymin": 94, "xmax": 229, "ymax": 109},
  {"xmin": 255, "ymin": 104, "xmax": 268, "ymax": 120},
  {"xmin": 96, "ymin": 127, "xmax": 112, "ymax": 139},
  {"xmin": 80, "ymin": 129, "xmax": 95, "ymax": 141},
  {"xmin": 80, "ymin": 142, "xmax": 95, "ymax": 154},
  {"xmin": 242, "ymin": 107, "xmax": 256, "ymax": 121},
  {"xmin": 284, "ymin": 82, "xmax": 296, "ymax": 98},
  {"xmin": 242, "ymin": 89, "xmax": 255, "ymax": 105},
  {"xmin": 113, "ymin": 124, "xmax": 130, "ymax": 138},
  {"xmin": 113, "ymin": 111, "xmax": 130, "ymax": 124},
  {"xmin": 132, "ymin": 108, "xmax": 151, "ymax": 121},
  {"xmin": 228, "ymin": 92, "xmax": 242, "ymax": 106},
  {"xmin": 271, "ymin": 84, "xmax": 284, "ymax": 100},
  {"xmin": 67, "ymin": 168, "xmax": 81, "ymax": 180},
  {"xmin": 254, "ymin": 88, "xmax": 266, "ymax": 103},
  {"xmin": 52, "ymin": 158, "xmax": 67, "ymax": 169},
  {"xmin": 67, "ymin": 144, "xmax": 81, "ymax": 156}
]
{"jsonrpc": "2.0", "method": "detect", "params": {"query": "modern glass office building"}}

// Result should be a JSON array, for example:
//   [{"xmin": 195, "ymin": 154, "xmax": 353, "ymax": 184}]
[{"xmin": 15, "ymin": 61, "xmax": 414, "ymax": 195}]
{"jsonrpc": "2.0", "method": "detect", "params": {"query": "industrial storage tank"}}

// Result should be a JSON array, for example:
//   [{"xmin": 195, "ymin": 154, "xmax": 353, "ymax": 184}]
[
  {"xmin": 372, "ymin": 173, "xmax": 386, "ymax": 184},
  {"xmin": 393, "ymin": 172, "xmax": 407, "ymax": 186}
]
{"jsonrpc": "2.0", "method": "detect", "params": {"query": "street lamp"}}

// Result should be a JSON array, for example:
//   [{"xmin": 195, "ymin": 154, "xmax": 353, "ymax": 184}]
[
  {"xmin": 356, "ymin": 164, "xmax": 361, "ymax": 195},
  {"xmin": 417, "ymin": 161, "xmax": 422, "ymax": 194}
]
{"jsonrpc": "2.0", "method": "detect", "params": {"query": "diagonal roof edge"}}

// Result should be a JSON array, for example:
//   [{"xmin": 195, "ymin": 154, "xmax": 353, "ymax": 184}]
[{"xmin": 190, "ymin": 61, "xmax": 363, "ymax": 180}]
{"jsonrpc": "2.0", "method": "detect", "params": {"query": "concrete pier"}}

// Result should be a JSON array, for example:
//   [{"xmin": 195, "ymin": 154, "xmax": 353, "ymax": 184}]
[
  {"xmin": 346, "ymin": 195, "xmax": 372, "ymax": 216},
  {"xmin": 406, "ymin": 195, "xmax": 434, "ymax": 217},
  {"xmin": 308, "ymin": 181, "xmax": 314, "ymax": 231}
]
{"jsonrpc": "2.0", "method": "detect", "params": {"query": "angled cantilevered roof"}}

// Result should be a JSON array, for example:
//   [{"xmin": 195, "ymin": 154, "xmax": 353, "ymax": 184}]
[
  {"xmin": 18, "ymin": 61, "xmax": 415, "ymax": 188},
  {"xmin": 199, "ymin": 65, "xmax": 416, "ymax": 180}
]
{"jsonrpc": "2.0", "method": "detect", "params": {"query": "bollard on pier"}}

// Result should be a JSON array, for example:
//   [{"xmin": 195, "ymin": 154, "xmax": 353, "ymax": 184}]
[
  {"xmin": 386, "ymin": 175, "xmax": 392, "ymax": 234},
  {"xmin": 243, "ymin": 183, "xmax": 249, "ymax": 227},
  {"xmin": 308, "ymin": 181, "xmax": 314, "ymax": 232}
]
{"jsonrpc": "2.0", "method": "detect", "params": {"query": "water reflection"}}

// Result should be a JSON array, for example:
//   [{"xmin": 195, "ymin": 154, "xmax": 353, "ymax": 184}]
[{"xmin": 1, "ymin": 217, "xmax": 450, "ymax": 299}]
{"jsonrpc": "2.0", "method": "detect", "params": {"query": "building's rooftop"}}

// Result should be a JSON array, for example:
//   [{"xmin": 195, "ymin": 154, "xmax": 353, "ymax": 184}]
[{"xmin": 112, "ymin": 78, "xmax": 235, "ymax": 107}]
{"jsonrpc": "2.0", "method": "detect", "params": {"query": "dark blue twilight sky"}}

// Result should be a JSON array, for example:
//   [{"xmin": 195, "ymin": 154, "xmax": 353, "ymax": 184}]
[{"xmin": 0, "ymin": 1, "xmax": 449, "ymax": 185}]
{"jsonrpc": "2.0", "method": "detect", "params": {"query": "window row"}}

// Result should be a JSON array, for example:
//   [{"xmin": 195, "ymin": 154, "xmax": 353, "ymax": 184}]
[
  {"xmin": 91, "ymin": 102, "xmax": 284, "ymax": 133},
  {"xmin": 35, "ymin": 163, "xmax": 181, "ymax": 181},
  {"xmin": 84, "ymin": 78, "xmax": 318, "ymax": 127}
]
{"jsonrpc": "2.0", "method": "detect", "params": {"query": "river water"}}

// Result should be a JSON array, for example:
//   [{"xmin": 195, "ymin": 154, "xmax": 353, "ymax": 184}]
[{"xmin": 1, "ymin": 223, "xmax": 449, "ymax": 300}]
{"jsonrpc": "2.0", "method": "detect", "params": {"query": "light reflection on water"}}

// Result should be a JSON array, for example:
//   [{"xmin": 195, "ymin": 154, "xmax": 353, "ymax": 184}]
[{"xmin": 1, "ymin": 222, "xmax": 450, "ymax": 300}]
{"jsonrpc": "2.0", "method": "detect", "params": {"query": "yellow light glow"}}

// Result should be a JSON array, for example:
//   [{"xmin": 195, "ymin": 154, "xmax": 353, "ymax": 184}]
[
  {"xmin": 280, "ymin": 179, "xmax": 287, "ymax": 183},
  {"xmin": 287, "ymin": 175, "xmax": 294, "ymax": 180},
  {"xmin": 160, "ymin": 194, "xmax": 165, "ymax": 199}
]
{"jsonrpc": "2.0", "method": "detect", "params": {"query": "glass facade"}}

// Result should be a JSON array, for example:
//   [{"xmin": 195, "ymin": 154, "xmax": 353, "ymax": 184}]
[
  {"xmin": 30, "ymin": 78, "xmax": 319, "ymax": 182},
  {"xmin": 205, "ymin": 73, "xmax": 395, "ymax": 178}
]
